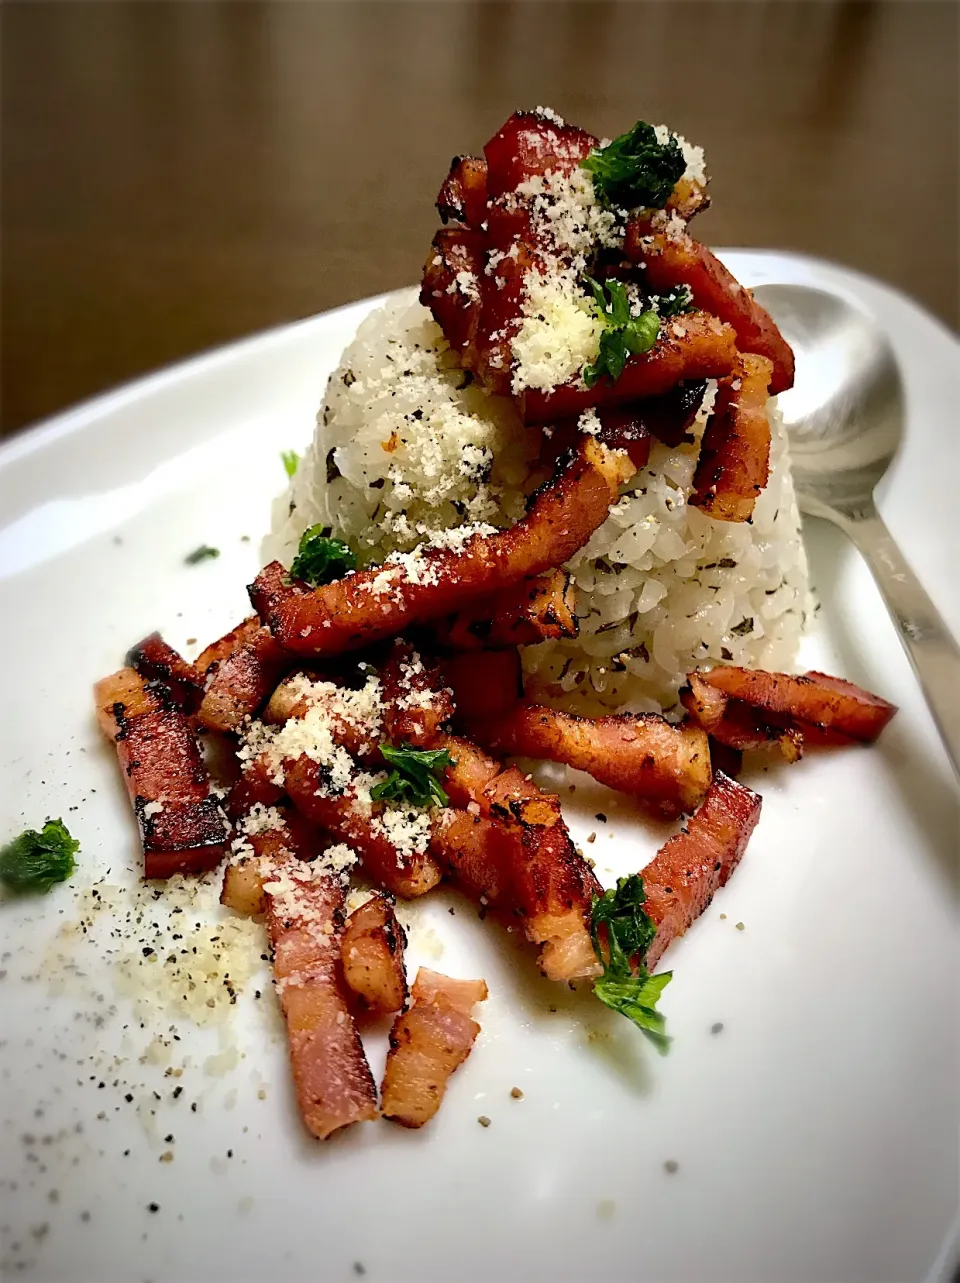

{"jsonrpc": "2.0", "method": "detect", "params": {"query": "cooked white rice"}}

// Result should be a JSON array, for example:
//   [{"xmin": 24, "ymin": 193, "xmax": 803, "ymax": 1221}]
[{"xmin": 268, "ymin": 289, "xmax": 810, "ymax": 714}]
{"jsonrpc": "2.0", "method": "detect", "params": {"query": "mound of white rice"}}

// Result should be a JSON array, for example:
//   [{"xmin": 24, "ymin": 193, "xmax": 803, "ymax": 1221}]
[{"xmin": 268, "ymin": 289, "xmax": 810, "ymax": 714}]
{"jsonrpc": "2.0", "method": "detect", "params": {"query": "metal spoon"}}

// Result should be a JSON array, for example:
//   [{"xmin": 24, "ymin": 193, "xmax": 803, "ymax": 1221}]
[{"xmin": 753, "ymin": 283, "xmax": 960, "ymax": 775}]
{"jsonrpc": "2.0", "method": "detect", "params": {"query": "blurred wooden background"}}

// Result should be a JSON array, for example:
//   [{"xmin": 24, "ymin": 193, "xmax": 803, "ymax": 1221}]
[{"xmin": 2, "ymin": 0, "xmax": 957, "ymax": 435}]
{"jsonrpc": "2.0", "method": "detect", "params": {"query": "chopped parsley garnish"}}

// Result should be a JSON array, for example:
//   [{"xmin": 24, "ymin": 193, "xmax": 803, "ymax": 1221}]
[
  {"xmin": 184, "ymin": 544, "xmax": 220, "ymax": 565},
  {"xmin": 582, "ymin": 277, "xmax": 660, "ymax": 388},
  {"xmin": 0, "ymin": 819, "xmax": 79, "ymax": 893},
  {"xmin": 590, "ymin": 874, "xmax": 672, "ymax": 1053},
  {"xmin": 581, "ymin": 119, "xmax": 686, "ymax": 210},
  {"xmin": 280, "ymin": 449, "xmax": 300, "ymax": 478},
  {"xmin": 371, "ymin": 744, "xmax": 453, "ymax": 809},
  {"xmin": 655, "ymin": 284, "xmax": 695, "ymax": 317},
  {"xmin": 289, "ymin": 525, "xmax": 356, "ymax": 587}
]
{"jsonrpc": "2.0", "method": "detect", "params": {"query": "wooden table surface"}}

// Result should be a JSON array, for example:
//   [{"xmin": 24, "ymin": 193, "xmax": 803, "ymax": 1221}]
[{"xmin": 2, "ymin": 0, "xmax": 957, "ymax": 436}]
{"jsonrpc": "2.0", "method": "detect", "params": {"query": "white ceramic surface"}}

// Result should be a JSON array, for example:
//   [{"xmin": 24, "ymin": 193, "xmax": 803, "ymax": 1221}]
[{"xmin": 1, "ymin": 253, "xmax": 957, "ymax": 1283}]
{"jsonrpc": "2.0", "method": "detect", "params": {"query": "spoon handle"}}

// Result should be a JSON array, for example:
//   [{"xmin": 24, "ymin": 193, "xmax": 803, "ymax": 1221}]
[{"xmin": 848, "ymin": 506, "xmax": 960, "ymax": 776}]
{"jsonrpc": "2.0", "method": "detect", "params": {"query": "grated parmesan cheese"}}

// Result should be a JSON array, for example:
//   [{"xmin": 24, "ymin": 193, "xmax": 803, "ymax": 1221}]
[{"xmin": 237, "ymin": 674, "xmax": 384, "ymax": 797}]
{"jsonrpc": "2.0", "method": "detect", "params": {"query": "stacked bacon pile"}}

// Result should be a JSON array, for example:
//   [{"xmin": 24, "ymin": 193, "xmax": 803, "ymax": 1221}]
[
  {"xmin": 93, "ymin": 110, "xmax": 897, "ymax": 1144},
  {"xmin": 94, "ymin": 620, "xmax": 894, "ymax": 1141},
  {"xmin": 423, "ymin": 109, "xmax": 795, "ymax": 523}
]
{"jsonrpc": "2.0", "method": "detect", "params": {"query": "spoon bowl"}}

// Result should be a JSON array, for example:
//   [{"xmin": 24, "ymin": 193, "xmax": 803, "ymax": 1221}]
[
  {"xmin": 753, "ymin": 284, "xmax": 903, "ymax": 519},
  {"xmin": 753, "ymin": 282, "xmax": 960, "ymax": 775}
]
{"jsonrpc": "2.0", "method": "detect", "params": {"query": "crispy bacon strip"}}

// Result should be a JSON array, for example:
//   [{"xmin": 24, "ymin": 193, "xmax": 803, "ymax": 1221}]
[
  {"xmin": 442, "ymin": 649, "xmax": 522, "ymax": 723},
  {"xmin": 433, "ymin": 732, "xmax": 602, "ymax": 980},
  {"xmin": 471, "ymin": 237, "xmax": 537, "ymax": 393},
  {"xmin": 251, "ymin": 436, "xmax": 634, "ymax": 657},
  {"xmin": 283, "ymin": 756, "xmax": 442, "ymax": 899},
  {"xmin": 195, "ymin": 616, "xmax": 259, "ymax": 672},
  {"xmin": 262, "ymin": 670, "xmax": 382, "ymax": 763},
  {"xmin": 194, "ymin": 618, "xmax": 291, "ymax": 734},
  {"xmin": 468, "ymin": 704, "xmax": 712, "ymax": 818},
  {"xmin": 436, "ymin": 111, "xmax": 598, "ymax": 393},
  {"xmin": 420, "ymin": 227, "xmax": 486, "ymax": 358},
  {"xmin": 378, "ymin": 640, "xmax": 455, "ymax": 746},
  {"xmin": 229, "ymin": 754, "xmax": 285, "ymax": 815},
  {"xmin": 624, "ymin": 225, "xmax": 794, "ymax": 394},
  {"xmin": 340, "ymin": 893, "xmax": 408, "ymax": 1015},
  {"xmin": 433, "ymin": 569, "xmax": 578, "ymax": 651},
  {"xmin": 666, "ymin": 176, "xmax": 710, "ymax": 222},
  {"xmin": 380, "ymin": 968, "xmax": 487, "ymax": 1128},
  {"xmin": 126, "ymin": 633, "xmax": 204, "ymax": 712},
  {"xmin": 696, "ymin": 667, "xmax": 897, "ymax": 743},
  {"xmin": 483, "ymin": 109, "xmax": 598, "ymax": 198},
  {"xmin": 429, "ymin": 808, "xmax": 513, "ymax": 904},
  {"xmin": 632, "ymin": 380, "xmax": 709, "ymax": 449},
  {"xmin": 94, "ymin": 667, "xmax": 230, "ymax": 878},
  {"xmin": 436, "ymin": 155, "xmax": 488, "ymax": 228},
  {"xmin": 535, "ymin": 411, "xmax": 652, "ymax": 475},
  {"xmin": 265, "ymin": 866, "xmax": 378, "ymax": 1139},
  {"xmin": 680, "ymin": 673, "xmax": 803, "ymax": 762},
  {"xmin": 220, "ymin": 802, "xmax": 327, "ymax": 916},
  {"xmin": 520, "ymin": 312, "xmax": 737, "ymax": 425},
  {"xmin": 690, "ymin": 353, "xmax": 773, "ymax": 522},
  {"xmin": 641, "ymin": 772, "xmax": 762, "ymax": 970}
]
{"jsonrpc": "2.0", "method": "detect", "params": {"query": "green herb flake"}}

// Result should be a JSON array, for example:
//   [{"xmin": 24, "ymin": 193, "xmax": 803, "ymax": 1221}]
[
  {"xmin": 655, "ymin": 284, "xmax": 695, "ymax": 318},
  {"xmin": 581, "ymin": 119, "xmax": 686, "ymax": 210},
  {"xmin": 280, "ymin": 450, "xmax": 300, "ymax": 479},
  {"xmin": 0, "ymin": 819, "xmax": 79, "ymax": 894},
  {"xmin": 582, "ymin": 277, "xmax": 660, "ymax": 388},
  {"xmin": 184, "ymin": 545, "xmax": 220, "ymax": 565},
  {"xmin": 289, "ymin": 525, "xmax": 356, "ymax": 588},
  {"xmin": 370, "ymin": 743, "xmax": 453, "ymax": 809},
  {"xmin": 590, "ymin": 873, "xmax": 672, "ymax": 1053}
]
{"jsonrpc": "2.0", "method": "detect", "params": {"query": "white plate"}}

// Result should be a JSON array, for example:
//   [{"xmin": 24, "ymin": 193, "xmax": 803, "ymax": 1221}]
[{"xmin": 1, "ymin": 252, "xmax": 957, "ymax": 1283}]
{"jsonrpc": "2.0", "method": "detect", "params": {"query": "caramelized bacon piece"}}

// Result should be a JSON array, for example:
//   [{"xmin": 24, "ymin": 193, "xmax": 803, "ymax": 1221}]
[
  {"xmin": 220, "ymin": 803, "xmax": 326, "ymax": 916},
  {"xmin": 94, "ymin": 667, "xmax": 230, "ymax": 879},
  {"xmin": 125, "ymin": 633, "xmax": 204, "ymax": 712},
  {"xmin": 697, "ymin": 667, "xmax": 897, "ymax": 743},
  {"xmin": 680, "ymin": 673, "xmax": 803, "ymax": 762},
  {"xmin": 434, "ymin": 569, "xmax": 577, "ymax": 651},
  {"xmin": 433, "ymin": 732, "xmax": 601, "ymax": 980},
  {"xmin": 229, "ymin": 755, "xmax": 285, "ymax": 815},
  {"xmin": 535, "ymin": 413, "xmax": 651, "ymax": 475},
  {"xmin": 252, "ymin": 436, "xmax": 634, "ymax": 657},
  {"xmin": 221, "ymin": 856, "xmax": 270, "ymax": 917},
  {"xmin": 520, "ymin": 312, "xmax": 737, "ymax": 425},
  {"xmin": 195, "ymin": 616, "xmax": 260, "ymax": 673},
  {"xmin": 690, "ymin": 353, "xmax": 773, "ymax": 522},
  {"xmin": 265, "ymin": 866, "xmax": 378, "ymax": 1139},
  {"xmin": 634, "ymin": 380, "xmax": 708, "ymax": 448},
  {"xmin": 472, "ymin": 237, "xmax": 537, "ymax": 393},
  {"xmin": 380, "ymin": 968, "xmax": 487, "ymax": 1128},
  {"xmin": 443, "ymin": 112, "xmax": 596, "ymax": 393},
  {"xmin": 340, "ymin": 893, "xmax": 408, "ymax": 1015},
  {"xmin": 437, "ymin": 155, "xmax": 488, "ymax": 228},
  {"xmin": 441, "ymin": 649, "xmax": 522, "ymax": 723},
  {"xmin": 468, "ymin": 704, "xmax": 711, "ymax": 817},
  {"xmin": 641, "ymin": 772, "xmax": 762, "ymax": 970},
  {"xmin": 420, "ymin": 228, "xmax": 486, "ymax": 358},
  {"xmin": 195, "ymin": 619, "xmax": 291, "ymax": 734},
  {"xmin": 483, "ymin": 109, "xmax": 598, "ymax": 197},
  {"xmin": 283, "ymin": 756, "xmax": 442, "ymax": 899},
  {"xmin": 262, "ymin": 671, "xmax": 382, "ymax": 763},
  {"xmin": 378, "ymin": 640, "xmax": 455, "ymax": 746},
  {"xmin": 624, "ymin": 226, "xmax": 794, "ymax": 394},
  {"xmin": 666, "ymin": 176, "xmax": 710, "ymax": 221},
  {"xmin": 429, "ymin": 808, "xmax": 513, "ymax": 904}
]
